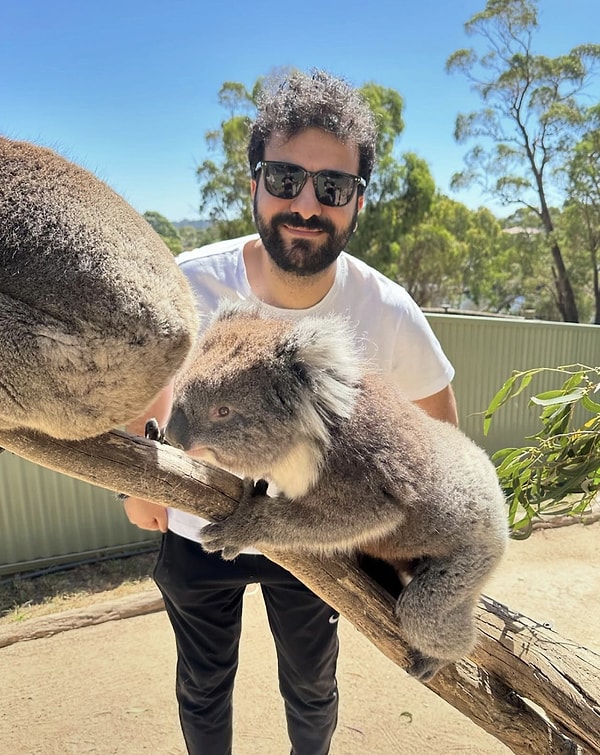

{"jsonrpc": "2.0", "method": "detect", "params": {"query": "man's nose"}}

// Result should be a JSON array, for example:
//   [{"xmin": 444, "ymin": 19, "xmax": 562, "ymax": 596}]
[{"xmin": 289, "ymin": 177, "xmax": 322, "ymax": 218}]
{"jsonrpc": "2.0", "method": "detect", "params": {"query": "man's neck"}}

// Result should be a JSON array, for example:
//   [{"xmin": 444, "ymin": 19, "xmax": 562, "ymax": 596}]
[{"xmin": 242, "ymin": 238, "xmax": 337, "ymax": 310}]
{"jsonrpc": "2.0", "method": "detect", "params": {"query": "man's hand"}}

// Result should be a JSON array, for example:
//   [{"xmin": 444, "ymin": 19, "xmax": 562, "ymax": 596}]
[{"xmin": 124, "ymin": 497, "xmax": 168, "ymax": 532}]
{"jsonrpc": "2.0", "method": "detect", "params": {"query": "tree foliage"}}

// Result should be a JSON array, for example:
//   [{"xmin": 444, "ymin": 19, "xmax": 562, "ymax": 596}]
[
  {"xmin": 196, "ymin": 81, "xmax": 258, "ymax": 239},
  {"xmin": 561, "ymin": 112, "xmax": 600, "ymax": 323},
  {"xmin": 177, "ymin": 223, "xmax": 221, "ymax": 252},
  {"xmin": 143, "ymin": 211, "xmax": 182, "ymax": 255},
  {"xmin": 484, "ymin": 364, "xmax": 600, "ymax": 536},
  {"xmin": 446, "ymin": 0, "xmax": 600, "ymax": 322},
  {"xmin": 347, "ymin": 85, "xmax": 440, "ymax": 291}
]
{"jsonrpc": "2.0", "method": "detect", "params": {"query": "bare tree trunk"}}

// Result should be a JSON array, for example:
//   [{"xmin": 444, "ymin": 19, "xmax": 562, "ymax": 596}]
[
  {"xmin": 592, "ymin": 245, "xmax": 600, "ymax": 325},
  {"xmin": 549, "ymin": 239, "xmax": 579, "ymax": 322},
  {"xmin": 0, "ymin": 428, "xmax": 598, "ymax": 754},
  {"xmin": 538, "ymin": 198, "xmax": 579, "ymax": 323}
]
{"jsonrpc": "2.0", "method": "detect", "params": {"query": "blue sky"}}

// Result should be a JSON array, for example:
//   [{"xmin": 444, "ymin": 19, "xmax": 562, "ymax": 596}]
[{"xmin": 2, "ymin": 0, "xmax": 598, "ymax": 222}]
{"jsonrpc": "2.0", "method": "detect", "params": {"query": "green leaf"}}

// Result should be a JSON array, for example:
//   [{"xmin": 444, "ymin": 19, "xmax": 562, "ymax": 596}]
[
  {"xmin": 483, "ymin": 371, "xmax": 535, "ymax": 435},
  {"xmin": 530, "ymin": 387, "xmax": 587, "ymax": 406},
  {"xmin": 581, "ymin": 393, "xmax": 600, "ymax": 415}
]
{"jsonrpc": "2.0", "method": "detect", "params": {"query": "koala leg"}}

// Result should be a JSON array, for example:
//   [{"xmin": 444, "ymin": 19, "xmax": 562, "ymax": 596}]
[{"xmin": 394, "ymin": 547, "xmax": 499, "ymax": 680}]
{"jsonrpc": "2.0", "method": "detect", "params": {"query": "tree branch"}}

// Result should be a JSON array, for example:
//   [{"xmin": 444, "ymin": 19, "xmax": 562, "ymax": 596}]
[{"xmin": 0, "ymin": 428, "xmax": 598, "ymax": 754}]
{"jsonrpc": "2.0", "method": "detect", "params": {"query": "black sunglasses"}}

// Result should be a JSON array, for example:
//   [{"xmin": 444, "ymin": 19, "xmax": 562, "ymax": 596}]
[{"xmin": 254, "ymin": 160, "xmax": 367, "ymax": 207}]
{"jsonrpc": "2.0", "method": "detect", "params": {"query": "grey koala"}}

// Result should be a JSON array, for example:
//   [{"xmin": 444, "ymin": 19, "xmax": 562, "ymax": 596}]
[
  {"xmin": 165, "ymin": 300, "xmax": 508, "ymax": 681},
  {"xmin": 0, "ymin": 136, "xmax": 198, "ymax": 440}
]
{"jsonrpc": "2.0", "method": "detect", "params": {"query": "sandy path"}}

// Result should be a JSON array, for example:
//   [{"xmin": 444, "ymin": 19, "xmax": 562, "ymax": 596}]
[{"xmin": 1, "ymin": 523, "xmax": 597, "ymax": 754}]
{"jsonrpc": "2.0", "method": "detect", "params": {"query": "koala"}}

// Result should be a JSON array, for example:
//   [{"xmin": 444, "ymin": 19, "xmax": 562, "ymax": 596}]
[
  {"xmin": 165, "ymin": 300, "xmax": 508, "ymax": 681},
  {"xmin": 0, "ymin": 136, "xmax": 198, "ymax": 440}
]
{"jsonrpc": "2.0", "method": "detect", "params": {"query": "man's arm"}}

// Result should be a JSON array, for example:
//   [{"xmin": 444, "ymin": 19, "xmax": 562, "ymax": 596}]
[
  {"xmin": 122, "ymin": 382, "xmax": 174, "ymax": 532},
  {"xmin": 414, "ymin": 384, "xmax": 458, "ymax": 426}
]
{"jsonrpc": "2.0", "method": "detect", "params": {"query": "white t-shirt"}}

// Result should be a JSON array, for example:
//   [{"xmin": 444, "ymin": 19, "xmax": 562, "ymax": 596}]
[{"xmin": 168, "ymin": 234, "xmax": 455, "ymax": 544}]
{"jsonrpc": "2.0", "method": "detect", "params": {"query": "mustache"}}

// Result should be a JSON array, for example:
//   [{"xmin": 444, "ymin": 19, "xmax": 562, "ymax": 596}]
[{"xmin": 272, "ymin": 212, "xmax": 336, "ymax": 234}]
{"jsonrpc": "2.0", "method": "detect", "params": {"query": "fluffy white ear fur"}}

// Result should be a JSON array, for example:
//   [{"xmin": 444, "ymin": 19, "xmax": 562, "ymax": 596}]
[
  {"xmin": 269, "ymin": 316, "xmax": 364, "ymax": 497},
  {"xmin": 290, "ymin": 315, "xmax": 363, "ymax": 423},
  {"xmin": 212, "ymin": 298, "xmax": 262, "ymax": 323}
]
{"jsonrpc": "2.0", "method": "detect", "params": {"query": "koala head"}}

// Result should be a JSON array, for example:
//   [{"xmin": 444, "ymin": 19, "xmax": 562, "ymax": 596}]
[{"xmin": 166, "ymin": 300, "xmax": 363, "ymax": 482}]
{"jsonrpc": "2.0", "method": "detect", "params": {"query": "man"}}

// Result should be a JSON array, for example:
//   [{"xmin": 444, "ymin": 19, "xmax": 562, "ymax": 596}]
[{"xmin": 124, "ymin": 69, "xmax": 458, "ymax": 755}]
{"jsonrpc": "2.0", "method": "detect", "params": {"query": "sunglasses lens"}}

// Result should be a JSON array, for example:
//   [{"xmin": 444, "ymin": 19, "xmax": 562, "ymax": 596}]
[
  {"xmin": 315, "ymin": 172, "xmax": 357, "ymax": 207},
  {"xmin": 263, "ymin": 163, "xmax": 305, "ymax": 199},
  {"xmin": 260, "ymin": 162, "xmax": 360, "ymax": 207}
]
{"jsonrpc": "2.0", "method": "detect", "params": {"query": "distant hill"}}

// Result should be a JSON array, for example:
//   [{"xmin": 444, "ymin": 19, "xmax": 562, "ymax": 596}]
[{"xmin": 173, "ymin": 219, "xmax": 211, "ymax": 230}]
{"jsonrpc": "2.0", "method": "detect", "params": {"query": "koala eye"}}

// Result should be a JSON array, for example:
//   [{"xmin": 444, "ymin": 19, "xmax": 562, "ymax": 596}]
[{"xmin": 210, "ymin": 405, "xmax": 232, "ymax": 421}]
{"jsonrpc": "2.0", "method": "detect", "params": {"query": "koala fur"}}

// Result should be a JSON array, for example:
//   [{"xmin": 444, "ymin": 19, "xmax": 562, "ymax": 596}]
[
  {"xmin": 166, "ymin": 300, "xmax": 508, "ymax": 681},
  {"xmin": 0, "ymin": 136, "xmax": 198, "ymax": 439}
]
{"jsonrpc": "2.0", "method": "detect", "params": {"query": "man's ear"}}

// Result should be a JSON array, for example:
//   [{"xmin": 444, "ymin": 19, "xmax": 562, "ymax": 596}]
[
  {"xmin": 357, "ymin": 193, "xmax": 365, "ymax": 212},
  {"xmin": 250, "ymin": 178, "xmax": 257, "ymax": 199}
]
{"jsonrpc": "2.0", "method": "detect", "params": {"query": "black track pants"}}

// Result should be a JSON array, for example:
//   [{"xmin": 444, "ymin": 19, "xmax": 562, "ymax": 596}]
[{"xmin": 154, "ymin": 531, "xmax": 339, "ymax": 755}]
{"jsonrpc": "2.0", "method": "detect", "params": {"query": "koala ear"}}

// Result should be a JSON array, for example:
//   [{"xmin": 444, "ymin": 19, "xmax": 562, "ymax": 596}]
[
  {"xmin": 212, "ymin": 298, "xmax": 261, "ymax": 324},
  {"xmin": 286, "ymin": 315, "xmax": 363, "ymax": 422}
]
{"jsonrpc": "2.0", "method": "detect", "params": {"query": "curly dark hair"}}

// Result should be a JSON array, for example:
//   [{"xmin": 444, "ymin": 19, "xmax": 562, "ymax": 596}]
[{"xmin": 248, "ymin": 69, "xmax": 377, "ymax": 187}]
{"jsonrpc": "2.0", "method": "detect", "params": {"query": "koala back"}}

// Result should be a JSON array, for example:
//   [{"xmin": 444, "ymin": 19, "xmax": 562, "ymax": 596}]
[
  {"xmin": 0, "ymin": 137, "xmax": 198, "ymax": 439},
  {"xmin": 324, "ymin": 374, "xmax": 508, "ymax": 562}
]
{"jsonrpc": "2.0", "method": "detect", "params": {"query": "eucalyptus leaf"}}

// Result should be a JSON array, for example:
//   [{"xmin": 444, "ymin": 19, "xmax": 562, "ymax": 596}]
[
  {"xmin": 486, "ymin": 364, "xmax": 600, "ymax": 536},
  {"xmin": 530, "ymin": 387, "xmax": 587, "ymax": 406}
]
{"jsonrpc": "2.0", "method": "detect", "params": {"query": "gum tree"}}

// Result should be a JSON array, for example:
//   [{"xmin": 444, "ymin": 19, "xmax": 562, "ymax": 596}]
[
  {"xmin": 562, "ymin": 116, "xmax": 600, "ymax": 322},
  {"xmin": 447, "ymin": 0, "xmax": 600, "ymax": 322},
  {"xmin": 196, "ymin": 81, "xmax": 258, "ymax": 238}
]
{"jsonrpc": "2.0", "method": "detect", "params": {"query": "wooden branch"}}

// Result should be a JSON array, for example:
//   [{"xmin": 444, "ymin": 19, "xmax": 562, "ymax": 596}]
[
  {"xmin": 530, "ymin": 510, "xmax": 600, "ymax": 531},
  {"xmin": 1, "ymin": 428, "xmax": 599, "ymax": 755},
  {"xmin": 0, "ymin": 591, "xmax": 165, "ymax": 648}
]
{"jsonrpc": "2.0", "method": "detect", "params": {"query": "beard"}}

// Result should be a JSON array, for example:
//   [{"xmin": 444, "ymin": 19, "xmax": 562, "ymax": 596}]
[{"xmin": 253, "ymin": 197, "xmax": 358, "ymax": 277}]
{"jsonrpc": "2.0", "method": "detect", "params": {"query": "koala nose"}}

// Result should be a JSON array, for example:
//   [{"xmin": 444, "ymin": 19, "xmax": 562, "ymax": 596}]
[{"xmin": 165, "ymin": 405, "xmax": 191, "ymax": 450}]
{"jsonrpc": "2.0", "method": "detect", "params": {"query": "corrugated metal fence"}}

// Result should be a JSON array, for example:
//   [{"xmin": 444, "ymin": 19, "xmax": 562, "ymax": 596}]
[
  {"xmin": 1, "ymin": 314, "xmax": 598, "ymax": 575},
  {"xmin": 427, "ymin": 314, "xmax": 600, "ymax": 454},
  {"xmin": 0, "ymin": 453, "xmax": 158, "ymax": 576}
]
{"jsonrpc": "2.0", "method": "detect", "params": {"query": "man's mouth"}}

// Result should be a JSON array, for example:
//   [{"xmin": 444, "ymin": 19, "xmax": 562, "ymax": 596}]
[{"xmin": 282, "ymin": 224, "xmax": 325, "ymax": 236}]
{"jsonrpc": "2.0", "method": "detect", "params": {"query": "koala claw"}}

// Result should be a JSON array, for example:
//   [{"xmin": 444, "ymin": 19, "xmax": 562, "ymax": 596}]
[
  {"xmin": 240, "ymin": 476, "xmax": 268, "ymax": 501},
  {"xmin": 221, "ymin": 546, "xmax": 242, "ymax": 561},
  {"xmin": 406, "ymin": 649, "xmax": 448, "ymax": 683},
  {"xmin": 144, "ymin": 418, "xmax": 165, "ymax": 442},
  {"xmin": 253, "ymin": 478, "xmax": 269, "ymax": 496}
]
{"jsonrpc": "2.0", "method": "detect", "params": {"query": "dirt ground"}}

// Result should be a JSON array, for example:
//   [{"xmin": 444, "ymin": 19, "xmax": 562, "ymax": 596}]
[{"xmin": 0, "ymin": 523, "xmax": 598, "ymax": 755}]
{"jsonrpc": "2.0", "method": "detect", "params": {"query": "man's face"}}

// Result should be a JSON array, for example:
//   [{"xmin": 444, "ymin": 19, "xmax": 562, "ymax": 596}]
[{"xmin": 251, "ymin": 128, "xmax": 364, "ymax": 277}]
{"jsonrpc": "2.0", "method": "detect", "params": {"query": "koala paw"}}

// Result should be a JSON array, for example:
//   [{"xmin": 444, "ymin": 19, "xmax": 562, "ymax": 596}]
[
  {"xmin": 199, "ymin": 478, "xmax": 267, "ymax": 559},
  {"xmin": 406, "ymin": 649, "xmax": 449, "ymax": 683},
  {"xmin": 199, "ymin": 520, "xmax": 251, "ymax": 560}
]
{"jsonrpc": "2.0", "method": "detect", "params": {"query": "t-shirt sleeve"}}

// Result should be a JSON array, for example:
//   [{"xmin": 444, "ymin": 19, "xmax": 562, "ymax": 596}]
[
  {"xmin": 353, "ymin": 282, "xmax": 455, "ymax": 402},
  {"xmin": 390, "ymin": 303, "xmax": 455, "ymax": 401}
]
